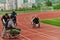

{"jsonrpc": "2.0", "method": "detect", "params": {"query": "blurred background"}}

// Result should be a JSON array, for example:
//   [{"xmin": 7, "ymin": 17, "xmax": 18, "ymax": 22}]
[{"xmin": 0, "ymin": 0, "xmax": 60, "ymax": 15}]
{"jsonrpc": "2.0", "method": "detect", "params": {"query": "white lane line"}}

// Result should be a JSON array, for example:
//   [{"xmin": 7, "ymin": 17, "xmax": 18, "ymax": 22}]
[
  {"xmin": 20, "ymin": 34, "xmax": 31, "ymax": 40},
  {"xmin": 21, "ymin": 29, "xmax": 58, "ymax": 40},
  {"xmin": 17, "ymin": 21, "xmax": 58, "ymax": 40}
]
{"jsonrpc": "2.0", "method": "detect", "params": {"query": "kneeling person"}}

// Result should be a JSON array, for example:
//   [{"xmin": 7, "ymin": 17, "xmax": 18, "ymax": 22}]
[
  {"xmin": 32, "ymin": 17, "xmax": 40, "ymax": 28},
  {"xmin": 8, "ymin": 16, "xmax": 20, "ymax": 38},
  {"xmin": 7, "ymin": 15, "xmax": 15, "ymax": 30}
]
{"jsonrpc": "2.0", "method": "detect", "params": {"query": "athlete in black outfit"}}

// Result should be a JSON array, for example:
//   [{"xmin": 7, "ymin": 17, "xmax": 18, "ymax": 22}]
[
  {"xmin": 32, "ymin": 17, "xmax": 40, "ymax": 28},
  {"xmin": 1, "ymin": 13, "xmax": 9, "ymax": 38},
  {"xmin": 33, "ymin": 17, "xmax": 39, "ymax": 24},
  {"xmin": 11, "ymin": 11, "xmax": 17, "ymax": 26},
  {"xmin": 1, "ymin": 13, "xmax": 9, "ymax": 26}
]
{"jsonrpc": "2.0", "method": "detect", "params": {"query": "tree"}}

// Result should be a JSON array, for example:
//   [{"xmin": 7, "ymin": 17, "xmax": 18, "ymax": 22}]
[
  {"xmin": 32, "ymin": 3, "xmax": 36, "ymax": 8},
  {"xmin": 45, "ymin": 0, "xmax": 52, "ymax": 6}
]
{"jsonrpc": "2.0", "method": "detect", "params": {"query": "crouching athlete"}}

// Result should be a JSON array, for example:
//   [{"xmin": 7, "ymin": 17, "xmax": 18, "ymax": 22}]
[
  {"xmin": 1, "ymin": 14, "xmax": 15, "ymax": 38},
  {"xmin": 31, "ymin": 16, "xmax": 40, "ymax": 28}
]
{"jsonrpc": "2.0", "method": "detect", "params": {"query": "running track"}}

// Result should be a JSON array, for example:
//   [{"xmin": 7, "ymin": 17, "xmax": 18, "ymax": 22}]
[{"xmin": 0, "ymin": 11, "xmax": 60, "ymax": 40}]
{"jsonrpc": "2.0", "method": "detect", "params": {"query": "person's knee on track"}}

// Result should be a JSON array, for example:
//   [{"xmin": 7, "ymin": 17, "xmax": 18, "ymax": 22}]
[{"xmin": 31, "ymin": 16, "xmax": 40, "ymax": 28}]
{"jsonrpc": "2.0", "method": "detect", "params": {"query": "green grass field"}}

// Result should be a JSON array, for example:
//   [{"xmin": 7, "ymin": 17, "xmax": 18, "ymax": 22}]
[{"xmin": 41, "ymin": 18, "xmax": 60, "ymax": 26}]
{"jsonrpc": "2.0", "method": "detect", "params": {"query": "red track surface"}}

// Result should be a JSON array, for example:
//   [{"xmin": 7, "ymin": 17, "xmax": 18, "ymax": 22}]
[{"xmin": 0, "ymin": 11, "xmax": 60, "ymax": 40}]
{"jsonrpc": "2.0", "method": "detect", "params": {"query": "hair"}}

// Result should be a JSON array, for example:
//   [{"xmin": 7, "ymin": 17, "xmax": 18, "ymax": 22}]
[
  {"xmin": 5, "ymin": 13, "xmax": 8, "ymax": 16},
  {"xmin": 10, "ymin": 15, "xmax": 14, "ymax": 19}
]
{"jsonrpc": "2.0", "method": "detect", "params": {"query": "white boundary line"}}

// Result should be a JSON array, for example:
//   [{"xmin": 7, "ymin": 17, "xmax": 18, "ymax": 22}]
[
  {"xmin": 20, "ymin": 34, "xmax": 31, "ymax": 40},
  {"xmin": 17, "ymin": 17, "xmax": 58, "ymax": 40},
  {"xmin": 18, "ymin": 22, "xmax": 58, "ymax": 40}
]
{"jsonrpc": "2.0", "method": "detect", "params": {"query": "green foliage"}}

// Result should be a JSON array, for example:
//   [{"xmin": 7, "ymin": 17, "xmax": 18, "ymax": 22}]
[
  {"xmin": 15, "ymin": 8, "xmax": 24, "ymax": 11},
  {"xmin": 32, "ymin": 3, "xmax": 41, "ymax": 10},
  {"xmin": 32, "ymin": 3, "xmax": 37, "ymax": 9},
  {"xmin": 45, "ymin": 0, "xmax": 52, "ymax": 6},
  {"xmin": 10, "ymin": 28, "xmax": 21, "ymax": 35},
  {"xmin": 53, "ymin": 4, "xmax": 60, "ymax": 9},
  {"xmin": 41, "ymin": 18, "xmax": 60, "ymax": 26},
  {"xmin": 15, "ymin": 5, "xmax": 41, "ymax": 11}
]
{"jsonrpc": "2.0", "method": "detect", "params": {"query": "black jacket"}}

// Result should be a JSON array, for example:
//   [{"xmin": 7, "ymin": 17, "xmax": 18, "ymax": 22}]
[
  {"xmin": 1, "ymin": 15, "xmax": 9, "ymax": 23},
  {"xmin": 33, "ymin": 17, "xmax": 39, "ymax": 24}
]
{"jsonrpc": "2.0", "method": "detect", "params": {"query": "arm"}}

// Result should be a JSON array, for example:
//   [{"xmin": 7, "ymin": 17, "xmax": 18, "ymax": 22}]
[
  {"xmin": 2, "ymin": 19, "xmax": 6, "ymax": 24},
  {"xmin": 31, "ymin": 18, "xmax": 34, "ymax": 24},
  {"xmin": 11, "ymin": 24, "xmax": 15, "ymax": 28},
  {"xmin": 10, "ymin": 21, "xmax": 15, "ymax": 28},
  {"xmin": 1, "ymin": 17, "xmax": 6, "ymax": 24}
]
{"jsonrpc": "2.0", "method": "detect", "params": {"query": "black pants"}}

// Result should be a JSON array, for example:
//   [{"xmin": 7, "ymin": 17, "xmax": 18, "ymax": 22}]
[{"xmin": 13, "ymin": 16, "xmax": 16, "ymax": 24}]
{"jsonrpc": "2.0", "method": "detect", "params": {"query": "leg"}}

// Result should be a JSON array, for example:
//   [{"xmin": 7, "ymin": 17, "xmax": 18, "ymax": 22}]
[
  {"xmin": 14, "ymin": 19, "xmax": 17, "ymax": 26},
  {"xmin": 1, "ymin": 26, "xmax": 6, "ymax": 38},
  {"xmin": 34, "ymin": 23, "xmax": 40, "ymax": 28},
  {"xmin": 37, "ymin": 23, "xmax": 40, "ymax": 28},
  {"xmin": 31, "ymin": 22, "xmax": 36, "ymax": 28},
  {"xmin": 15, "ymin": 16, "xmax": 17, "ymax": 26},
  {"xmin": 31, "ymin": 22, "xmax": 34, "ymax": 28}
]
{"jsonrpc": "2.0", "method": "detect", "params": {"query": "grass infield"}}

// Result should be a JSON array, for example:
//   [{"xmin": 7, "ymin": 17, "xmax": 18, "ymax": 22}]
[{"xmin": 41, "ymin": 18, "xmax": 60, "ymax": 26}]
